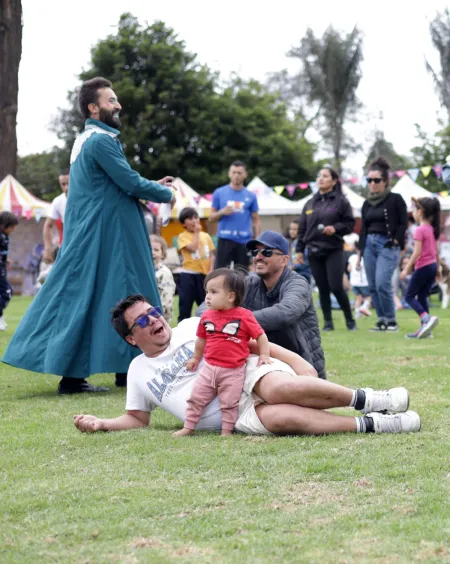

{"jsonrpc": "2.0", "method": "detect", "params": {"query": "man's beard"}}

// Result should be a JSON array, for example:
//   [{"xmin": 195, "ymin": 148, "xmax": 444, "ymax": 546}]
[{"xmin": 99, "ymin": 107, "xmax": 121, "ymax": 129}]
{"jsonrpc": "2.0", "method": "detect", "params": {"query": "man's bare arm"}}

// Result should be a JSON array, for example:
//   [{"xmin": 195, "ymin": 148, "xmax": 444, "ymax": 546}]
[
  {"xmin": 43, "ymin": 218, "xmax": 55, "ymax": 263},
  {"xmin": 73, "ymin": 410, "xmax": 150, "ymax": 433}
]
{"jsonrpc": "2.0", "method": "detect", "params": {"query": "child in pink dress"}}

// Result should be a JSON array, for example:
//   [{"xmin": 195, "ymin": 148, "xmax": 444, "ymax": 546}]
[
  {"xmin": 173, "ymin": 268, "xmax": 271, "ymax": 437},
  {"xmin": 400, "ymin": 197, "xmax": 440, "ymax": 339}
]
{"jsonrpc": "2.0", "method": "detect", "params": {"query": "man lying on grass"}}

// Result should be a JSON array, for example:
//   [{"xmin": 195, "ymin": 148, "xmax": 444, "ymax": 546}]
[{"xmin": 74, "ymin": 294, "xmax": 421, "ymax": 436}]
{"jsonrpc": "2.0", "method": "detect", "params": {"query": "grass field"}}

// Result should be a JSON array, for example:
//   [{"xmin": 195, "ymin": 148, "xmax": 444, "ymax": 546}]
[{"xmin": 1, "ymin": 296, "xmax": 450, "ymax": 563}]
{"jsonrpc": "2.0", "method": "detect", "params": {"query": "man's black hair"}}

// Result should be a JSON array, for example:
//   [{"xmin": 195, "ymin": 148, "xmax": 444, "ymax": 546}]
[
  {"xmin": 230, "ymin": 160, "xmax": 246, "ymax": 169},
  {"xmin": 78, "ymin": 77, "xmax": 113, "ymax": 119},
  {"xmin": 111, "ymin": 293, "xmax": 150, "ymax": 343}
]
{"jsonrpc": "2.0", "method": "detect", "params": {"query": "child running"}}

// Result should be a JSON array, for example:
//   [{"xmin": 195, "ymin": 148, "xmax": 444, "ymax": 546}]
[
  {"xmin": 173, "ymin": 268, "xmax": 271, "ymax": 437},
  {"xmin": 0, "ymin": 212, "xmax": 19, "ymax": 331},
  {"xmin": 400, "ymin": 197, "xmax": 440, "ymax": 339}
]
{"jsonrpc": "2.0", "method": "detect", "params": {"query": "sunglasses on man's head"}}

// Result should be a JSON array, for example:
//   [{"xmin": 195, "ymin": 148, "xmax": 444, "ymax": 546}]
[
  {"xmin": 366, "ymin": 177, "xmax": 383, "ymax": 184},
  {"xmin": 128, "ymin": 306, "xmax": 163, "ymax": 335},
  {"xmin": 251, "ymin": 248, "xmax": 285, "ymax": 258}
]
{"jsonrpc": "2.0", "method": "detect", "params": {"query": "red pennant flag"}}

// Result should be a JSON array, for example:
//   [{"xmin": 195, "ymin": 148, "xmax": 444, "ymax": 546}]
[
  {"xmin": 396, "ymin": 170, "xmax": 406, "ymax": 178},
  {"xmin": 286, "ymin": 185, "xmax": 296, "ymax": 197}
]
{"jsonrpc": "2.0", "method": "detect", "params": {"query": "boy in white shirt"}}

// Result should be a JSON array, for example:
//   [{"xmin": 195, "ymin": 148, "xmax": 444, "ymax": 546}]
[{"xmin": 348, "ymin": 243, "xmax": 371, "ymax": 318}]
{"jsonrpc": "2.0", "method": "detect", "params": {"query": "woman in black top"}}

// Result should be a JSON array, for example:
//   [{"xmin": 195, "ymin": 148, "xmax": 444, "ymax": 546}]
[
  {"xmin": 358, "ymin": 157, "xmax": 408, "ymax": 332},
  {"xmin": 296, "ymin": 166, "xmax": 356, "ymax": 331}
]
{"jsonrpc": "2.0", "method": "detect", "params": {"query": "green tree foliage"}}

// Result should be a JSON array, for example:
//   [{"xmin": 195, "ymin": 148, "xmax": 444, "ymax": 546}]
[
  {"xmin": 52, "ymin": 14, "xmax": 317, "ymax": 193},
  {"xmin": 426, "ymin": 9, "xmax": 450, "ymax": 116},
  {"xmin": 288, "ymin": 26, "xmax": 363, "ymax": 173},
  {"xmin": 16, "ymin": 148, "xmax": 70, "ymax": 201},
  {"xmin": 409, "ymin": 123, "xmax": 450, "ymax": 193},
  {"xmin": 364, "ymin": 131, "xmax": 411, "ymax": 172}
]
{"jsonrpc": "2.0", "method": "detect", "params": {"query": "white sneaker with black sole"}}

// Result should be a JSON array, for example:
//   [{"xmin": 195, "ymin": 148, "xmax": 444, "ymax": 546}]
[
  {"xmin": 366, "ymin": 411, "xmax": 421, "ymax": 433},
  {"xmin": 360, "ymin": 387, "xmax": 409, "ymax": 415},
  {"xmin": 417, "ymin": 316, "xmax": 439, "ymax": 339}
]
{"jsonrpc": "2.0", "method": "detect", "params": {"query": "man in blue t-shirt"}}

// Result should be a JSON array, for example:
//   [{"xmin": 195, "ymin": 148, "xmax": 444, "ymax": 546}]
[{"xmin": 210, "ymin": 161, "xmax": 260, "ymax": 269}]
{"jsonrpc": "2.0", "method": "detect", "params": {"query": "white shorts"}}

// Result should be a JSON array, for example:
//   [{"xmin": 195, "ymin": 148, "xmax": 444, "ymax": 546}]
[{"xmin": 234, "ymin": 355, "xmax": 296, "ymax": 435}]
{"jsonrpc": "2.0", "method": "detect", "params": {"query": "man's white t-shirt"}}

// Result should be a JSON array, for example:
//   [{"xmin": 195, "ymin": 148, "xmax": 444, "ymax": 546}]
[
  {"xmin": 126, "ymin": 317, "xmax": 223, "ymax": 430},
  {"xmin": 348, "ymin": 254, "xmax": 368, "ymax": 287},
  {"xmin": 50, "ymin": 192, "xmax": 67, "ymax": 222}
]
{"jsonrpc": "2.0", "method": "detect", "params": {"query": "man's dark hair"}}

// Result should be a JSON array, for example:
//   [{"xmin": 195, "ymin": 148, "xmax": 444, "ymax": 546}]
[
  {"xmin": 204, "ymin": 268, "xmax": 246, "ymax": 307},
  {"xmin": 179, "ymin": 207, "xmax": 199, "ymax": 224},
  {"xmin": 0, "ymin": 211, "xmax": 19, "ymax": 229},
  {"xmin": 230, "ymin": 160, "xmax": 246, "ymax": 169},
  {"xmin": 59, "ymin": 168, "xmax": 70, "ymax": 176},
  {"xmin": 78, "ymin": 77, "xmax": 113, "ymax": 119},
  {"xmin": 111, "ymin": 294, "xmax": 150, "ymax": 343}
]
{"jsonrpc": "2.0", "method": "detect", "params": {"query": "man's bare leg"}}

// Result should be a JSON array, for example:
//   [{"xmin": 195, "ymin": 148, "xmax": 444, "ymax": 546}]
[
  {"xmin": 254, "ymin": 372, "xmax": 353, "ymax": 409},
  {"xmin": 256, "ymin": 403, "xmax": 357, "ymax": 435}
]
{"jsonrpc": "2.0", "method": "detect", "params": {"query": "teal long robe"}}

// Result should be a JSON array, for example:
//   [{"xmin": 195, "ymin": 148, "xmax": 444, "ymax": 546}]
[{"xmin": 2, "ymin": 119, "xmax": 173, "ymax": 378}]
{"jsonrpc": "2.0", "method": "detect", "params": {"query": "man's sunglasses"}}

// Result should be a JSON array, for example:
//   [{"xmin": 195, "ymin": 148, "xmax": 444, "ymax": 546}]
[
  {"xmin": 366, "ymin": 177, "xmax": 383, "ymax": 184},
  {"xmin": 128, "ymin": 307, "xmax": 163, "ymax": 335},
  {"xmin": 251, "ymin": 248, "xmax": 285, "ymax": 258}
]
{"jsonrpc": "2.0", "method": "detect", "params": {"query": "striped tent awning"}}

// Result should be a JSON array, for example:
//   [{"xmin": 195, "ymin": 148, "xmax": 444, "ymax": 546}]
[{"xmin": 0, "ymin": 175, "xmax": 51, "ymax": 220}]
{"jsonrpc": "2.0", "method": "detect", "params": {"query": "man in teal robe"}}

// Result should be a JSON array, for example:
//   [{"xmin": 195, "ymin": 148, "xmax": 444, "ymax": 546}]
[{"xmin": 3, "ymin": 77, "xmax": 174, "ymax": 394}]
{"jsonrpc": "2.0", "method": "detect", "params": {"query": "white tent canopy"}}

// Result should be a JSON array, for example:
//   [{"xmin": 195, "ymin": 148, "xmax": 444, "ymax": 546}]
[
  {"xmin": 247, "ymin": 177, "xmax": 304, "ymax": 215},
  {"xmin": 168, "ymin": 177, "xmax": 212, "ymax": 218},
  {"xmin": 294, "ymin": 185, "xmax": 365, "ymax": 218},
  {"xmin": 392, "ymin": 175, "xmax": 450, "ymax": 211}
]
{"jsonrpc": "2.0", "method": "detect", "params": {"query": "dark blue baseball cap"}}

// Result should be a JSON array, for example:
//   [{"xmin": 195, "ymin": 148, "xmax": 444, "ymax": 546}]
[{"xmin": 246, "ymin": 231, "xmax": 289, "ymax": 255}]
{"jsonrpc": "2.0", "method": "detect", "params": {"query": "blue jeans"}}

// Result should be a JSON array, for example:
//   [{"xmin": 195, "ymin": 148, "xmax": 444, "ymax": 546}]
[
  {"xmin": 363, "ymin": 234, "xmax": 400, "ymax": 322},
  {"xmin": 405, "ymin": 263, "xmax": 437, "ymax": 316}
]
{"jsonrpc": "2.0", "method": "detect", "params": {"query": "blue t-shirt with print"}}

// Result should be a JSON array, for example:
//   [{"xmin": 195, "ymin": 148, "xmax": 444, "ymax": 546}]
[{"xmin": 212, "ymin": 185, "xmax": 259, "ymax": 244}]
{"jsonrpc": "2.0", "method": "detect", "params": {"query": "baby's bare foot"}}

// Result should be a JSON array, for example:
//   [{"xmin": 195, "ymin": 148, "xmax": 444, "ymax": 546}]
[
  {"xmin": 172, "ymin": 428, "xmax": 194, "ymax": 437},
  {"xmin": 221, "ymin": 430, "xmax": 233, "ymax": 436}
]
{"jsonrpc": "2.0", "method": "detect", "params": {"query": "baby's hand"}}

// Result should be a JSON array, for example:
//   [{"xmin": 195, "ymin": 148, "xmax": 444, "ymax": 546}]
[
  {"xmin": 185, "ymin": 358, "xmax": 199, "ymax": 371},
  {"xmin": 257, "ymin": 355, "xmax": 273, "ymax": 366}
]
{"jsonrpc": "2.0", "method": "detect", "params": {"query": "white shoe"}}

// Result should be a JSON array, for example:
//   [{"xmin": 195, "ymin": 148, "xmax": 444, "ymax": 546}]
[
  {"xmin": 417, "ymin": 316, "xmax": 439, "ymax": 339},
  {"xmin": 359, "ymin": 306, "xmax": 371, "ymax": 317},
  {"xmin": 0, "ymin": 316, "xmax": 7, "ymax": 331},
  {"xmin": 360, "ymin": 387, "xmax": 409, "ymax": 414},
  {"xmin": 367, "ymin": 411, "xmax": 421, "ymax": 433}
]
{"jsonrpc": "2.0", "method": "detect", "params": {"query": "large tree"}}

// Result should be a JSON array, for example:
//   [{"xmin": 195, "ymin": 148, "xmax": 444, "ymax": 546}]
[
  {"xmin": 288, "ymin": 26, "xmax": 363, "ymax": 173},
  {"xmin": 0, "ymin": 0, "xmax": 22, "ymax": 179},
  {"xmin": 426, "ymin": 9, "xmax": 450, "ymax": 117},
  {"xmin": 53, "ymin": 13, "xmax": 317, "ymax": 192},
  {"xmin": 16, "ymin": 147, "xmax": 70, "ymax": 201}
]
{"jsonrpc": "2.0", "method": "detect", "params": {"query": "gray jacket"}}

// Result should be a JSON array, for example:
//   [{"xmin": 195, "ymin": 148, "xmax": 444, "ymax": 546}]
[{"xmin": 243, "ymin": 268, "xmax": 326, "ymax": 379}]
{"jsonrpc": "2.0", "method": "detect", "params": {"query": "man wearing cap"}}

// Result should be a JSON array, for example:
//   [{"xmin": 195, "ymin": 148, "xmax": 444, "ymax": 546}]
[{"xmin": 243, "ymin": 230, "xmax": 326, "ymax": 379}]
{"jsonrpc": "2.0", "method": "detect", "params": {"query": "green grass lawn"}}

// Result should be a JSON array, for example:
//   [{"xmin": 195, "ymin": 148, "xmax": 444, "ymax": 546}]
[{"xmin": 1, "ymin": 296, "xmax": 450, "ymax": 563}]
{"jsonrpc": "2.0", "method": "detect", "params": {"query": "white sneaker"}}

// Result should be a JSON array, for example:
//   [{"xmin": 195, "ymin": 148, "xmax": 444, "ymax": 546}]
[
  {"xmin": 360, "ymin": 387, "xmax": 409, "ymax": 414},
  {"xmin": 367, "ymin": 411, "xmax": 421, "ymax": 433},
  {"xmin": 359, "ymin": 306, "xmax": 371, "ymax": 317},
  {"xmin": 417, "ymin": 316, "xmax": 439, "ymax": 339},
  {"xmin": 0, "ymin": 316, "xmax": 7, "ymax": 331}
]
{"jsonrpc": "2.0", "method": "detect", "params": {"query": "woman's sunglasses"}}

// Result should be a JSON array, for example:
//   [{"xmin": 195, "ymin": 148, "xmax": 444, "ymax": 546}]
[
  {"xmin": 251, "ymin": 248, "xmax": 285, "ymax": 258},
  {"xmin": 128, "ymin": 306, "xmax": 163, "ymax": 335},
  {"xmin": 366, "ymin": 177, "xmax": 383, "ymax": 184}
]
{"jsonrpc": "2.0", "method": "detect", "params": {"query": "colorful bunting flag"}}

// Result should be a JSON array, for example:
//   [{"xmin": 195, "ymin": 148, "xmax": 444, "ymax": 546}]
[
  {"xmin": 25, "ymin": 209, "xmax": 32, "ymax": 220},
  {"xmin": 439, "ymin": 191, "xmax": 449, "ymax": 198},
  {"xmin": 274, "ymin": 186, "xmax": 285, "ymax": 195},
  {"xmin": 433, "ymin": 165, "xmax": 443, "ymax": 178},
  {"xmin": 309, "ymin": 182, "xmax": 318, "ymax": 194},
  {"xmin": 407, "ymin": 168, "xmax": 420, "ymax": 182},
  {"xmin": 421, "ymin": 166, "xmax": 432, "ymax": 178},
  {"xmin": 396, "ymin": 170, "xmax": 406, "ymax": 178},
  {"xmin": 298, "ymin": 183, "xmax": 309, "ymax": 190},
  {"xmin": 286, "ymin": 185, "xmax": 296, "ymax": 197}
]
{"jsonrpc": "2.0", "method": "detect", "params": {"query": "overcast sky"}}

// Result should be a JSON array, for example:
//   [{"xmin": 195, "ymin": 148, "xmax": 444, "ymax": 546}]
[{"xmin": 18, "ymin": 0, "xmax": 449, "ymax": 175}]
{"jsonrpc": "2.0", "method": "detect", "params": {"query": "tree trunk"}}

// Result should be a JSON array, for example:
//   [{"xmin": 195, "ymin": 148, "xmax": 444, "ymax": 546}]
[{"xmin": 0, "ymin": 0, "xmax": 22, "ymax": 180}]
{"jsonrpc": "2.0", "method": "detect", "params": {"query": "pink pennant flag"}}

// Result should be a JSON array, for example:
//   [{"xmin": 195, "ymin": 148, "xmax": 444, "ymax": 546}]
[
  {"xmin": 25, "ymin": 210, "xmax": 32, "ymax": 220},
  {"xmin": 193, "ymin": 195, "xmax": 201, "ymax": 205},
  {"xmin": 286, "ymin": 185, "xmax": 296, "ymax": 198},
  {"xmin": 433, "ymin": 165, "xmax": 443, "ymax": 178},
  {"xmin": 298, "ymin": 183, "xmax": 309, "ymax": 190},
  {"xmin": 389, "ymin": 172, "xmax": 395, "ymax": 179},
  {"xmin": 396, "ymin": 170, "xmax": 406, "ymax": 178},
  {"xmin": 348, "ymin": 177, "xmax": 358, "ymax": 184}
]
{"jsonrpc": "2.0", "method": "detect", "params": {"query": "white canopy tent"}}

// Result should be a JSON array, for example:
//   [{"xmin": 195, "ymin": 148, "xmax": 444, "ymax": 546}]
[
  {"xmin": 247, "ymin": 177, "xmax": 304, "ymax": 215},
  {"xmin": 392, "ymin": 175, "xmax": 450, "ymax": 211},
  {"xmin": 293, "ymin": 185, "xmax": 365, "ymax": 218}
]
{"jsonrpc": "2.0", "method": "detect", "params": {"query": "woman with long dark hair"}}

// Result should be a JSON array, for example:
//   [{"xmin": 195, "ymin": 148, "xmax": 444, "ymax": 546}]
[
  {"xmin": 296, "ymin": 166, "xmax": 356, "ymax": 331},
  {"xmin": 358, "ymin": 157, "xmax": 408, "ymax": 332}
]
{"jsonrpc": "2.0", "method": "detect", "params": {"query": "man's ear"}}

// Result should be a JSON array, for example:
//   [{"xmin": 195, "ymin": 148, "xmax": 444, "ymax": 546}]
[
  {"xmin": 88, "ymin": 102, "xmax": 99, "ymax": 116},
  {"xmin": 281, "ymin": 255, "xmax": 290, "ymax": 267},
  {"xmin": 126, "ymin": 334, "xmax": 136, "ymax": 347}
]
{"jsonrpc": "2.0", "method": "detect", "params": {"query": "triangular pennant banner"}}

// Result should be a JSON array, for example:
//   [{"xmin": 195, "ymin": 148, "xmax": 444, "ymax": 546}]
[
  {"xmin": 193, "ymin": 195, "xmax": 201, "ymax": 205},
  {"xmin": 35, "ymin": 209, "xmax": 43, "ymax": 222},
  {"xmin": 388, "ymin": 172, "xmax": 395, "ymax": 179},
  {"xmin": 421, "ymin": 166, "xmax": 432, "ymax": 178},
  {"xmin": 348, "ymin": 177, "xmax": 358, "ymax": 184},
  {"xmin": 309, "ymin": 182, "xmax": 318, "ymax": 194},
  {"xmin": 407, "ymin": 168, "xmax": 420, "ymax": 182},
  {"xmin": 360, "ymin": 177, "xmax": 368, "ymax": 188},
  {"xmin": 274, "ymin": 186, "xmax": 284, "ymax": 195},
  {"xmin": 439, "ymin": 190, "xmax": 449, "ymax": 198},
  {"xmin": 286, "ymin": 185, "xmax": 296, "ymax": 197},
  {"xmin": 433, "ymin": 165, "xmax": 443, "ymax": 178},
  {"xmin": 298, "ymin": 183, "xmax": 309, "ymax": 190},
  {"xmin": 396, "ymin": 170, "xmax": 406, "ymax": 178},
  {"xmin": 25, "ymin": 209, "xmax": 32, "ymax": 220}
]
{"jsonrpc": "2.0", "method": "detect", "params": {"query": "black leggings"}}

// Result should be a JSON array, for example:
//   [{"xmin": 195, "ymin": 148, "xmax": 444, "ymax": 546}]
[{"xmin": 308, "ymin": 249, "xmax": 353, "ymax": 323}]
